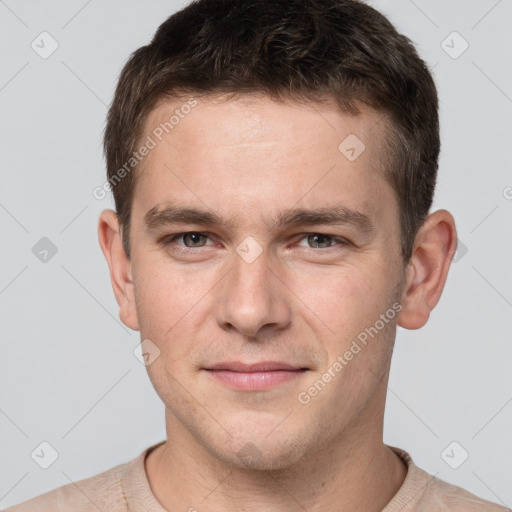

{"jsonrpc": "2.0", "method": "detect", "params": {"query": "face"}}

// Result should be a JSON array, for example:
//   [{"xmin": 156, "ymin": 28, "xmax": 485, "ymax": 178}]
[{"xmin": 127, "ymin": 94, "xmax": 406, "ymax": 469}]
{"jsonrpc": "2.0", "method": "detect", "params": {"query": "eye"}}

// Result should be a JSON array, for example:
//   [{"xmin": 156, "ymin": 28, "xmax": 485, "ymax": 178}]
[
  {"xmin": 296, "ymin": 233, "xmax": 349, "ymax": 249},
  {"xmin": 159, "ymin": 231, "xmax": 350, "ymax": 255},
  {"xmin": 165, "ymin": 232, "xmax": 213, "ymax": 249}
]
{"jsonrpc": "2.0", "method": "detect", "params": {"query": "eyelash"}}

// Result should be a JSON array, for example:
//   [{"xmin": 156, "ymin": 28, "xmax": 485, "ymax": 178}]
[{"xmin": 161, "ymin": 231, "xmax": 350, "ymax": 254}]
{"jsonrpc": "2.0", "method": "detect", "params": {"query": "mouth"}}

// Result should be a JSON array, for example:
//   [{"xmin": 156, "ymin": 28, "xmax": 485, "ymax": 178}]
[{"xmin": 203, "ymin": 361, "xmax": 308, "ymax": 391}]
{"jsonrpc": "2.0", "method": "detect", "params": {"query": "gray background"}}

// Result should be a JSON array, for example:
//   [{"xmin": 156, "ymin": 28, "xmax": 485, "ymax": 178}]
[{"xmin": 1, "ymin": 0, "xmax": 511, "ymax": 508}]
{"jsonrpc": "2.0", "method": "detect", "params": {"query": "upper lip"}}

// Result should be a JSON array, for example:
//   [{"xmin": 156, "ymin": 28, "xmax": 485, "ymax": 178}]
[{"xmin": 205, "ymin": 361, "xmax": 307, "ymax": 372}]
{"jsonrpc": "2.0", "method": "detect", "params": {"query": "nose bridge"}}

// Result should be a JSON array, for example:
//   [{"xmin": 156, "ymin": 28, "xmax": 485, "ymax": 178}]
[{"xmin": 216, "ymin": 244, "xmax": 290, "ymax": 338}]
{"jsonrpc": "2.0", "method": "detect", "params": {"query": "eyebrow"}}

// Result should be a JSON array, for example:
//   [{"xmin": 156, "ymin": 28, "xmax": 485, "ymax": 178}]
[{"xmin": 143, "ymin": 202, "xmax": 374, "ymax": 234}]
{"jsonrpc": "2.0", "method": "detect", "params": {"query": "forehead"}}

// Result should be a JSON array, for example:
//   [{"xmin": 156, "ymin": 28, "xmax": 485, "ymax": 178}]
[
  {"xmin": 143, "ymin": 93, "xmax": 387, "ymax": 157},
  {"xmin": 132, "ymin": 94, "xmax": 394, "ymax": 229}
]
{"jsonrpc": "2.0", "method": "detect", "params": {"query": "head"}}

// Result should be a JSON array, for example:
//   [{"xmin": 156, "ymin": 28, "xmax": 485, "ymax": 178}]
[{"xmin": 99, "ymin": 0, "xmax": 456, "ymax": 470}]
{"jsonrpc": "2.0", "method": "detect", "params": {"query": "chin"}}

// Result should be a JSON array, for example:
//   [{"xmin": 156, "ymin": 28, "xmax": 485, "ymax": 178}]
[
  {"xmin": 221, "ymin": 438, "xmax": 307, "ymax": 471},
  {"xmin": 205, "ymin": 421, "xmax": 313, "ymax": 471}
]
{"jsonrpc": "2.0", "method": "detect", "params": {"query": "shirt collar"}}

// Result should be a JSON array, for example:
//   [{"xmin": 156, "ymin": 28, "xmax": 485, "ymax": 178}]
[{"xmin": 121, "ymin": 441, "xmax": 431, "ymax": 511}]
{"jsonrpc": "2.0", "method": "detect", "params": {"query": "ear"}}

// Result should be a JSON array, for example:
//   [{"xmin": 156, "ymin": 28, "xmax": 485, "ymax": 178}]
[
  {"xmin": 397, "ymin": 209, "xmax": 457, "ymax": 330},
  {"xmin": 97, "ymin": 209, "xmax": 140, "ymax": 331}
]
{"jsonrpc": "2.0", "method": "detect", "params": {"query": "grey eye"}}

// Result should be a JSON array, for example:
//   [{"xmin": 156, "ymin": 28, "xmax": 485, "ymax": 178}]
[
  {"xmin": 307, "ymin": 234, "xmax": 335, "ymax": 249},
  {"xmin": 181, "ymin": 233, "xmax": 208, "ymax": 247}
]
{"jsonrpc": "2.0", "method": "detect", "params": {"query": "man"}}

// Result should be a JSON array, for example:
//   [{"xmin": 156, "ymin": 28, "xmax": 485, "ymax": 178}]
[{"xmin": 6, "ymin": 0, "xmax": 509, "ymax": 510}]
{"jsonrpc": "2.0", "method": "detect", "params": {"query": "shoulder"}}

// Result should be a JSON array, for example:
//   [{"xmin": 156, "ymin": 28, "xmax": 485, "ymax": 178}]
[
  {"xmin": 421, "ymin": 473, "xmax": 510, "ymax": 512},
  {"xmin": 387, "ymin": 446, "xmax": 510, "ymax": 512},
  {"xmin": 3, "ymin": 460, "xmax": 130, "ymax": 512}
]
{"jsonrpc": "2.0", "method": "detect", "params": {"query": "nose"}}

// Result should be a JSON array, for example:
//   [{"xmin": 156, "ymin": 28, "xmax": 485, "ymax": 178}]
[{"xmin": 215, "ymin": 246, "xmax": 292, "ymax": 339}]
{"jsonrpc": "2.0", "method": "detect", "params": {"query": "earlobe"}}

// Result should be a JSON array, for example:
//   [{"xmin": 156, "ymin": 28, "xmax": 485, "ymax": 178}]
[
  {"xmin": 97, "ymin": 209, "xmax": 140, "ymax": 331},
  {"xmin": 397, "ymin": 209, "xmax": 457, "ymax": 330}
]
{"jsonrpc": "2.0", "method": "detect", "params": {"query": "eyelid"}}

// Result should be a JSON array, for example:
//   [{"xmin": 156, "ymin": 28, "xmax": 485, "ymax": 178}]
[
  {"xmin": 161, "ymin": 231, "xmax": 350, "ymax": 250},
  {"xmin": 294, "ymin": 233, "xmax": 350, "ymax": 247},
  {"xmin": 164, "ymin": 231, "xmax": 215, "ymax": 246}
]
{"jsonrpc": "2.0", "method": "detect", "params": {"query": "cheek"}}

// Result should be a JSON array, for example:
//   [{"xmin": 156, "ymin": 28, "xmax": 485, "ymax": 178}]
[
  {"xmin": 290, "ymin": 260, "xmax": 400, "ymax": 387},
  {"xmin": 132, "ymin": 258, "xmax": 223, "ymax": 369},
  {"xmin": 291, "ymin": 263, "xmax": 389, "ymax": 337},
  {"xmin": 134, "ymin": 257, "xmax": 203, "ymax": 322}
]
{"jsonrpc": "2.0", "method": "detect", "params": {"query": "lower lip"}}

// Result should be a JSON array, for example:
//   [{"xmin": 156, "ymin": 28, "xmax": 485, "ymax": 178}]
[{"xmin": 205, "ymin": 369, "xmax": 305, "ymax": 391}]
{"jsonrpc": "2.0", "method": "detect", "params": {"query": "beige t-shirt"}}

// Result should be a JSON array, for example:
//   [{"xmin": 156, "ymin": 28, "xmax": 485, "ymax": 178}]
[{"xmin": 4, "ymin": 442, "xmax": 510, "ymax": 511}]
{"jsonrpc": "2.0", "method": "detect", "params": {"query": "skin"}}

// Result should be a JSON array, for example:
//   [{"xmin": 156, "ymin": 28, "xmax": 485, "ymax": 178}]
[{"xmin": 98, "ymin": 94, "xmax": 457, "ymax": 511}]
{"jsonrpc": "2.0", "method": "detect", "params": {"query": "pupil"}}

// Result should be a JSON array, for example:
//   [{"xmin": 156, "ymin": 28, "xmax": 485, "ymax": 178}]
[
  {"xmin": 310, "ymin": 234, "xmax": 330, "ymax": 248},
  {"xmin": 186, "ymin": 233, "xmax": 202, "ymax": 246}
]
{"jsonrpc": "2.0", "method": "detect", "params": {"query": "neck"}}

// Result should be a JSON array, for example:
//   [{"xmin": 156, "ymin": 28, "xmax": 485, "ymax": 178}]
[{"xmin": 145, "ymin": 411, "xmax": 407, "ymax": 512}]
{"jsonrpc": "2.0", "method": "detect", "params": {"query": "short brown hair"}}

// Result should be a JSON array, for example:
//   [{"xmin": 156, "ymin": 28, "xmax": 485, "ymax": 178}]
[{"xmin": 103, "ymin": 0, "xmax": 439, "ymax": 262}]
